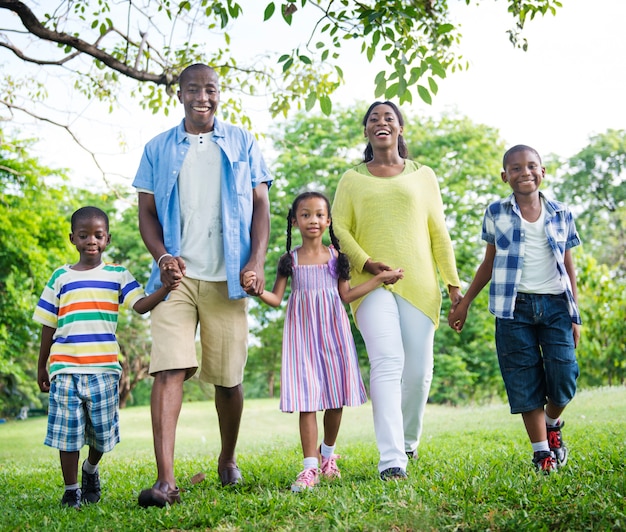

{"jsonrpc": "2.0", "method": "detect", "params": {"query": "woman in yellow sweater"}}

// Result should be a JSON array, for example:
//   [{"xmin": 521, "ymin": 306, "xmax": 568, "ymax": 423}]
[{"xmin": 332, "ymin": 101, "xmax": 462, "ymax": 481}]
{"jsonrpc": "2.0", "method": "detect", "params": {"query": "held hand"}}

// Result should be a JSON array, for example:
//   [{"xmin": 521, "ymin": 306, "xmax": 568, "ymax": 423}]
[
  {"xmin": 378, "ymin": 268, "xmax": 404, "ymax": 285},
  {"xmin": 241, "ymin": 262, "xmax": 265, "ymax": 296},
  {"xmin": 160, "ymin": 256, "xmax": 185, "ymax": 289},
  {"xmin": 448, "ymin": 286, "xmax": 463, "ymax": 311},
  {"xmin": 448, "ymin": 299, "xmax": 468, "ymax": 333},
  {"xmin": 37, "ymin": 368, "xmax": 50, "ymax": 393},
  {"xmin": 364, "ymin": 259, "xmax": 392, "ymax": 276},
  {"xmin": 242, "ymin": 271, "xmax": 257, "ymax": 291}
]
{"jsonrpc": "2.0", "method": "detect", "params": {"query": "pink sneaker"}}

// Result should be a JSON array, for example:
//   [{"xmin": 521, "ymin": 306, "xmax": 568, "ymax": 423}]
[
  {"xmin": 291, "ymin": 467, "xmax": 319, "ymax": 492},
  {"xmin": 320, "ymin": 452, "xmax": 341, "ymax": 479}
]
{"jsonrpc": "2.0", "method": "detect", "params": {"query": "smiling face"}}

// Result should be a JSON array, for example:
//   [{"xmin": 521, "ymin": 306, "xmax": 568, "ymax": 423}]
[
  {"xmin": 364, "ymin": 103, "xmax": 404, "ymax": 149},
  {"xmin": 69, "ymin": 216, "xmax": 110, "ymax": 268},
  {"xmin": 501, "ymin": 149, "xmax": 545, "ymax": 197},
  {"xmin": 292, "ymin": 196, "xmax": 331, "ymax": 239},
  {"xmin": 177, "ymin": 65, "xmax": 220, "ymax": 134}
]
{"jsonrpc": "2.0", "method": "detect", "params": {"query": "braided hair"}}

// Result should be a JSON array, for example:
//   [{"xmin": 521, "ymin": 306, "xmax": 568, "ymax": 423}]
[
  {"xmin": 362, "ymin": 101, "xmax": 408, "ymax": 162},
  {"xmin": 277, "ymin": 191, "xmax": 351, "ymax": 281}
]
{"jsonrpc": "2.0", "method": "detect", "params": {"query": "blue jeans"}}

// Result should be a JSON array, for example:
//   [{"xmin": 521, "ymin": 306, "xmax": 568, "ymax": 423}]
[{"xmin": 495, "ymin": 293, "xmax": 579, "ymax": 414}]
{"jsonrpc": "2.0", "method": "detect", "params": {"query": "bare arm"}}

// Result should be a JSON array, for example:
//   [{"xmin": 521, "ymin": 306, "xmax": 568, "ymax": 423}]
[
  {"xmin": 132, "ymin": 280, "xmax": 180, "ymax": 315},
  {"xmin": 564, "ymin": 248, "xmax": 581, "ymax": 347},
  {"xmin": 448, "ymin": 244, "xmax": 495, "ymax": 331},
  {"xmin": 241, "ymin": 183, "xmax": 270, "ymax": 296},
  {"xmin": 338, "ymin": 268, "xmax": 404, "ymax": 304},
  {"xmin": 37, "ymin": 325, "xmax": 55, "ymax": 393},
  {"xmin": 258, "ymin": 273, "xmax": 288, "ymax": 308}
]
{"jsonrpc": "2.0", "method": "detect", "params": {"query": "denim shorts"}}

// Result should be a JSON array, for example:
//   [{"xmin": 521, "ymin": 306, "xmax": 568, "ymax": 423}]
[
  {"xmin": 495, "ymin": 292, "xmax": 579, "ymax": 414},
  {"xmin": 45, "ymin": 373, "xmax": 120, "ymax": 452}
]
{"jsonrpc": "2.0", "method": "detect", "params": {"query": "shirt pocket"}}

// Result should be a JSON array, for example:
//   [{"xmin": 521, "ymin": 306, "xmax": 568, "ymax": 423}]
[{"xmin": 494, "ymin": 219, "xmax": 516, "ymax": 250}]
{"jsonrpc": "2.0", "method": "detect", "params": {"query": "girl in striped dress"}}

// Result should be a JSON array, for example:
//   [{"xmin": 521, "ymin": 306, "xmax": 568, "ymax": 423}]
[{"xmin": 245, "ymin": 192, "xmax": 403, "ymax": 491}]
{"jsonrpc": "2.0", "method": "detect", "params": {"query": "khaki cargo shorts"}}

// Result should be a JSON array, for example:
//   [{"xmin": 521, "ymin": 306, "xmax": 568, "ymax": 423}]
[{"xmin": 149, "ymin": 276, "xmax": 249, "ymax": 387}]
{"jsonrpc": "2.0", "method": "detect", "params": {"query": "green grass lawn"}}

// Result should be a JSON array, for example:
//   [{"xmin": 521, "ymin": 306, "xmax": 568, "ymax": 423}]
[{"xmin": 1, "ymin": 386, "xmax": 624, "ymax": 531}]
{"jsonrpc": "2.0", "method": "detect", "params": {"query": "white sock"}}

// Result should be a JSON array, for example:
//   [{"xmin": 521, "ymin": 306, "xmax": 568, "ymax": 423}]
[
  {"xmin": 303, "ymin": 457, "xmax": 318, "ymax": 470},
  {"xmin": 65, "ymin": 483, "xmax": 80, "ymax": 491},
  {"xmin": 531, "ymin": 441, "xmax": 550, "ymax": 453},
  {"xmin": 545, "ymin": 414, "xmax": 560, "ymax": 427},
  {"xmin": 82, "ymin": 459, "xmax": 98, "ymax": 474},
  {"xmin": 320, "ymin": 442, "xmax": 335, "ymax": 459}
]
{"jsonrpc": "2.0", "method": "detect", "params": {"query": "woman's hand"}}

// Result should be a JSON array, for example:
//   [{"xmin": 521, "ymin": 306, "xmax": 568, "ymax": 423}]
[{"xmin": 364, "ymin": 259, "xmax": 391, "ymax": 276}]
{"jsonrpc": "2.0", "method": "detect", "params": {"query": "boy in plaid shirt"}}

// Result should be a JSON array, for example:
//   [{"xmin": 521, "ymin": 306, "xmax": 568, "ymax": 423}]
[{"xmin": 448, "ymin": 145, "xmax": 581, "ymax": 474}]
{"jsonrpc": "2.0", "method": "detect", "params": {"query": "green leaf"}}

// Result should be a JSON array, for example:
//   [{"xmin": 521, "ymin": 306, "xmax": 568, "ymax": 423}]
[
  {"xmin": 417, "ymin": 84, "xmax": 432, "ymax": 105},
  {"xmin": 385, "ymin": 82, "xmax": 399, "ymax": 99},
  {"xmin": 436, "ymin": 23, "xmax": 455, "ymax": 35},
  {"xmin": 299, "ymin": 55, "xmax": 312, "ymax": 65},
  {"xmin": 319, "ymin": 95, "xmax": 332, "ymax": 115},
  {"xmin": 428, "ymin": 76, "xmax": 438, "ymax": 95},
  {"xmin": 263, "ymin": 3, "xmax": 275, "ymax": 21},
  {"xmin": 282, "ymin": 57, "xmax": 293, "ymax": 72},
  {"xmin": 305, "ymin": 91, "xmax": 316, "ymax": 112},
  {"xmin": 375, "ymin": 79, "xmax": 386, "ymax": 98}
]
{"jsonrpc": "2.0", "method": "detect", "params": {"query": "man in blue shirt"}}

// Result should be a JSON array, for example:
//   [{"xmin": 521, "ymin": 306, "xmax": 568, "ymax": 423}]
[{"xmin": 133, "ymin": 63, "xmax": 271, "ymax": 507}]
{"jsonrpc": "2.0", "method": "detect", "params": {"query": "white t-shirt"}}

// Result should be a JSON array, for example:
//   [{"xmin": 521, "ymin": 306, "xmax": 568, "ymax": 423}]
[
  {"xmin": 178, "ymin": 131, "xmax": 226, "ymax": 281},
  {"xmin": 518, "ymin": 198, "xmax": 563, "ymax": 294}
]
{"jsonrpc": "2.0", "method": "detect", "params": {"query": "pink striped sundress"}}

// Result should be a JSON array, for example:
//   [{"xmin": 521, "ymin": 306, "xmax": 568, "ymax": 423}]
[{"xmin": 279, "ymin": 246, "xmax": 368, "ymax": 413}]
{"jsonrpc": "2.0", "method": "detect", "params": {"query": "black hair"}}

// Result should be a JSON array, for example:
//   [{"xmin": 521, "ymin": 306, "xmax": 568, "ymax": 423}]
[
  {"xmin": 502, "ymin": 144, "xmax": 542, "ymax": 169},
  {"xmin": 277, "ymin": 191, "xmax": 351, "ymax": 281},
  {"xmin": 362, "ymin": 101, "xmax": 409, "ymax": 162},
  {"xmin": 71, "ymin": 206, "xmax": 109, "ymax": 232},
  {"xmin": 178, "ymin": 63, "xmax": 219, "ymax": 89}
]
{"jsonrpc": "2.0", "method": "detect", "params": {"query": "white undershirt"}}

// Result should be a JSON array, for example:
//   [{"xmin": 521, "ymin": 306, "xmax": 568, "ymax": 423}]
[
  {"xmin": 518, "ymin": 198, "xmax": 562, "ymax": 294},
  {"xmin": 178, "ymin": 132, "xmax": 226, "ymax": 281}
]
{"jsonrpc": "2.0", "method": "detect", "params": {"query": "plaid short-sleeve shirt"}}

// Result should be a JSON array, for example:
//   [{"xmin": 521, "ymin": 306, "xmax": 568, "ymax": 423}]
[{"xmin": 482, "ymin": 192, "xmax": 581, "ymax": 324}]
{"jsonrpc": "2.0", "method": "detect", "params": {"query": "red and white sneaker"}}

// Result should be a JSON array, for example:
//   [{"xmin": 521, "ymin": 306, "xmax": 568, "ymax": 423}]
[
  {"xmin": 547, "ymin": 420, "xmax": 569, "ymax": 466},
  {"xmin": 532, "ymin": 451, "xmax": 558, "ymax": 474}
]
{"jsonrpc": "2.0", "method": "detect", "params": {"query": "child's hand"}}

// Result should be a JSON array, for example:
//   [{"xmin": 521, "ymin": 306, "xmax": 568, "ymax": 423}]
[
  {"xmin": 448, "ymin": 301, "xmax": 468, "ymax": 332},
  {"xmin": 37, "ymin": 367, "xmax": 50, "ymax": 393},
  {"xmin": 161, "ymin": 267, "xmax": 182, "ymax": 291},
  {"xmin": 378, "ymin": 268, "xmax": 404, "ymax": 285},
  {"xmin": 242, "ymin": 270, "xmax": 257, "ymax": 291}
]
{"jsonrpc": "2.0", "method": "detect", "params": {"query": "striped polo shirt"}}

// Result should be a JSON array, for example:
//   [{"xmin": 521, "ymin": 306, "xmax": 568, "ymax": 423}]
[{"xmin": 33, "ymin": 262, "xmax": 145, "ymax": 377}]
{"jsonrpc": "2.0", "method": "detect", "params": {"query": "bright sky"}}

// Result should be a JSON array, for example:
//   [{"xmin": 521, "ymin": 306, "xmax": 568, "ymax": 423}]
[{"xmin": 11, "ymin": 0, "xmax": 626, "ymax": 190}]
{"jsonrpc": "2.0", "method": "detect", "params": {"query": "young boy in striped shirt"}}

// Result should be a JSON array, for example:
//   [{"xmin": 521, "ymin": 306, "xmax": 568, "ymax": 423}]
[
  {"xmin": 34, "ymin": 206, "xmax": 180, "ymax": 508},
  {"xmin": 448, "ymin": 145, "xmax": 581, "ymax": 474}
]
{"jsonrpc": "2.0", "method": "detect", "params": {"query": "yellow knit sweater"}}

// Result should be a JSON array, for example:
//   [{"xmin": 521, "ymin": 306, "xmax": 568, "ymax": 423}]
[{"xmin": 332, "ymin": 160, "xmax": 461, "ymax": 328}]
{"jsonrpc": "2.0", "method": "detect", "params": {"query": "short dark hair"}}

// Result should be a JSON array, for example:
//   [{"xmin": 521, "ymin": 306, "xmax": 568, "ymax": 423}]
[
  {"xmin": 502, "ymin": 144, "xmax": 542, "ymax": 169},
  {"xmin": 178, "ymin": 64, "xmax": 219, "ymax": 88},
  {"xmin": 362, "ymin": 101, "xmax": 409, "ymax": 162},
  {"xmin": 71, "ymin": 206, "xmax": 109, "ymax": 232}
]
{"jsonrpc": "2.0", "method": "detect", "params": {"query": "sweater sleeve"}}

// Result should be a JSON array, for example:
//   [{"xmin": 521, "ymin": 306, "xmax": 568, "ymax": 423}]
[
  {"xmin": 332, "ymin": 171, "xmax": 371, "ymax": 273},
  {"xmin": 425, "ymin": 169, "xmax": 461, "ymax": 289}
]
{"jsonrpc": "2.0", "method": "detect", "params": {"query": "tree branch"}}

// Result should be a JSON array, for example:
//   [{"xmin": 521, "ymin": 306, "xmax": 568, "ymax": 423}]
[
  {"xmin": 1, "ymin": 97, "xmax": 125, "ymax": 197},
  {"xmin": 0, "ymin": 0, "xmax": 175, "ymax": 86}
]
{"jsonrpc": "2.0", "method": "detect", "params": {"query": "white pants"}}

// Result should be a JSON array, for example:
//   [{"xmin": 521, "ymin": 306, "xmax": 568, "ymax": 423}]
[{"xmin": 356, "ymin": 288, "xmax": 435, "ymax": 472}]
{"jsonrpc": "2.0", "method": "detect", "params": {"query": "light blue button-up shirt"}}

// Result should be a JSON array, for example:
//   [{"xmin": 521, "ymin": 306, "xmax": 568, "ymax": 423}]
[
  {"xmin": 482, "ymin": 192, "xmax": 581, "ymax": 323},
  {"xmin": 133, "ymin": 118, "xmax": 272, "ymax": 299}
]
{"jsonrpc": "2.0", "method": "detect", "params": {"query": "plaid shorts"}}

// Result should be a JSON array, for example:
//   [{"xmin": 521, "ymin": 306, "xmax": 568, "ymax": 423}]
[{"xmin": 45, "ymin": 373, "xmax": 120, "ymax": 453}]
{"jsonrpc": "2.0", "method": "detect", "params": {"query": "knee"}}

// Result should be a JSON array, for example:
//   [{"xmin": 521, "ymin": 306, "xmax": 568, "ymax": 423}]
[
  {"xmin": 154, "ymin": 369, "xmax": 187, "ymax": 386},
  {"xmin": 215, "ymin": 383, "xmax": 243, "ymax": 401}
]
